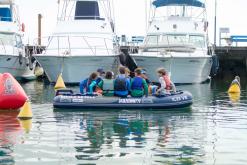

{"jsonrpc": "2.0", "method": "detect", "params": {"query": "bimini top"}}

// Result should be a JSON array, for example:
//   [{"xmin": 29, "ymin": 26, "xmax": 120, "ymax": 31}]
[{"xmin": 153, "ymin": 0, "xmax": 205, "ymax": 8}]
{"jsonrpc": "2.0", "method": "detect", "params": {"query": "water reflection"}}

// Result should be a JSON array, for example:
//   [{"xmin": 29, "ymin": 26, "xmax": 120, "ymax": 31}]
[
  {"xmin": 0, "ymin": 112, "xmax": 21, "ymax": 164},
  {"xmin": 0, "ymin": 79, "xmax": 247, "ymax": 164},
  {"xmin": 52, "ymin": 109, "xmax": 207, "ymax": 164}
]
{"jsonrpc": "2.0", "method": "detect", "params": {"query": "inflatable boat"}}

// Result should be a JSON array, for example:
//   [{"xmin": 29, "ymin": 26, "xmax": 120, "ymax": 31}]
[{"xmin": 53, "ymin": 90, "xmax": 193, "ymax": 110}]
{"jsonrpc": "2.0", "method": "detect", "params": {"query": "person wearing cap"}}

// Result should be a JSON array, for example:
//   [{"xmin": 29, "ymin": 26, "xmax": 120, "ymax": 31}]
[
  {"xmin": 130, "ymin": 68, "xmax": 149, "ymax": 97},
  {"xmin": 97, "ymin": 68, "xmax": 106, "ymax": 79},
  {"xmin": 141, "ymin": 69, "xmax": 151, "ymax": 85}
]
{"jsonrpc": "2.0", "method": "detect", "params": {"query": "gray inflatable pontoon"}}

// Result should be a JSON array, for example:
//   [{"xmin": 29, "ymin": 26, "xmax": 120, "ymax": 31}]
[{"xmin": 53, "ymin": 89, "xmax": 193, "ymax": 110}]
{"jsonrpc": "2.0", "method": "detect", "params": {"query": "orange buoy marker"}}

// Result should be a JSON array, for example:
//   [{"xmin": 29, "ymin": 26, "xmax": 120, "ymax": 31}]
[
  {"xmin": 18, "ymin": 100, "xmax": 32, "ymax": 120},
  {"xmin": 54, "ymin": 74, "xmax": 66, "ymax": 90}
]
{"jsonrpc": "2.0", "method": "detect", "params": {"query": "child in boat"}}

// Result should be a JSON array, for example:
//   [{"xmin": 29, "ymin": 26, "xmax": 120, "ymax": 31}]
[
  {"xmin": 99, "ymin": 71, "xmax": 115, "ymax": 96},
  {"xmin": 155, "ymin": 68, "xmax": 176, "ymax": 95},
  {"xmin": 114, "ymin": 66, "xmax": 131, "ymax": 97},
  {"xmin": 79, "ymin": 72, "xmax": 102, "ymax": 94},
  {"xmin": 231, "ymin": 76, "xmax": 241, "ymax": 87},
  {"xmin": 130, "ymin": 68, "xmax": 149, "ymax": 97}
]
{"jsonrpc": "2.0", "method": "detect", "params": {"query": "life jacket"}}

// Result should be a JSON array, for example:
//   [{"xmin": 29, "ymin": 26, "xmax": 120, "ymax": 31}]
[
  {"xmin": 131, "ymin": 77, "xmax": 144, "ymax": 90},
  {"xmin": 103, "ymin": 79, "xmax": 114, "ymax": 91},
  {"xmin": 163, "ymin": 75, "xmax": 172, "ymax": 90},
  {"xmin": 114, "ymin": 77, "xmax": 128, "ymax": 91}
]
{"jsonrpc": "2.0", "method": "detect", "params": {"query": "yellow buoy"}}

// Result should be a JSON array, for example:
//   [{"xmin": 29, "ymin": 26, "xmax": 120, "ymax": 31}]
[
  {"xmin": 229, "ymin": 92, "xmax": 240, "ymax": 103},
  {"xmin": 18, "ymin": 101, "xmax": 32, "ymax": 120},
  {"xmin": 228, "ymin": 83, "xmax": 241, "ymax": 93},
  {"xmin": 19, "ymin": 119, "xmax": 32, "ymax": 133},
  {"xmin": 54, "ymin": 74, "xmax": 66, "ymax": 90}
]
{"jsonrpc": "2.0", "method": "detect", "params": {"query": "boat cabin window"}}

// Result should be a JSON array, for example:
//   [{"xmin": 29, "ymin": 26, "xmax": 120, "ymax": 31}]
[
  {"xmin": 162, "ymin": 34, "xmax": 187, "ymax": 45},
  {"xmin": 145, "ymin": 35, "xmax": 159, "ymax": 45},
  {"xmin": 189, "ymin": 35, "xmax": 205, "ymax": 48},
  {"xmin": 0, "ymin": 7, "xmax": 12, "ymax": 22},
  {"xmin": 75, "ymin": 1, "xmax": 104, "ymax": 20},
  {"xmin": 0, "ymin": 33, "xmax": 14, "ymax": 46}
]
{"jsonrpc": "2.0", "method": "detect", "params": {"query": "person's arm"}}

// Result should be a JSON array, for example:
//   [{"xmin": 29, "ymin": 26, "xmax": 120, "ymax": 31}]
[
  {"xmin": 142, "ymin": 79, "xmax": 149, "ymax": 96},
  {"xmin": 156, "ymin": 77, "xmax": 166, "ymax": 93},
  {"xmin": 98, "ymin": 80, "xmax": 103, "ymax": 89},
  {"xmin": 88, "ymin": 81, "xmax": 97, "ymax": 94},
  {"xmin": 171, "ymin": 81, "xmax": 176, "ymax": 92}
]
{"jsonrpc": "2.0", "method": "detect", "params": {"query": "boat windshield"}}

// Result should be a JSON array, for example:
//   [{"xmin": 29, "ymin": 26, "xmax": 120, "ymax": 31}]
[
  {"xmin": 144, "ymin": 35, "xmax": 159, "ymax": 45},
  {"xmin": 161, "ymin": 34, "xmax": 205, "ymax": 47},
  {"xmin": 189, "ymin": 35, "xmax": 205, "ymax": 47},
  {"xmin": 145, "ymin": 34, "xmax": 205, "ymax": 48},
  {"xmin": 0, "ymin": 33, "xmax": 14, "ymax": 46},
  {"xmin": 161, "ymin": 34, "xmax": 187, "ymax": 45}
]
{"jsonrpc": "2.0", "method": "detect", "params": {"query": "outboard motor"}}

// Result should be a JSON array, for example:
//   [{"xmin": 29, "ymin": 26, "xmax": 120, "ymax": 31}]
[{"xmin": 119, "ymin": 48, "xmax": 138, "ymax": 72}]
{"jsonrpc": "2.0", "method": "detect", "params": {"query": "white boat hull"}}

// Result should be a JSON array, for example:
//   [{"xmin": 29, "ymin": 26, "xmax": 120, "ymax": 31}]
[
  {"xmin": 0, "ymin": 55, "xmax": 26, "ymax": 78},
  {"xmin": 131, "ymin": 54, "xmax": 171, "ymax": 81},
  {"xmin": 131, "ymin": 54, "xmax": 212, "ymax": 84},
  {"xmin": 170, "ymin": 56, "xmax": 212, "ymax": 84},
  {"xmin": 34, "ymin": 55, "xmax": 119, "ymax": 83}
]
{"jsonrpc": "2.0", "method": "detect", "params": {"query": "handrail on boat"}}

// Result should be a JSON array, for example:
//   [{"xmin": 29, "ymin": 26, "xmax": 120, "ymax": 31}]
[{"xmin": 33, "ymin": 35, "xmax": 116, "ymax": 56}]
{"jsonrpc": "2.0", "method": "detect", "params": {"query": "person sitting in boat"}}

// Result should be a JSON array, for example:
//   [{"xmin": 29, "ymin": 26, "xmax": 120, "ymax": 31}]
[
  {"xmin": 99, "ymin": 71, "xmax": 115, "ymax": 96},
  {"xmin": 114, "ymin": 66, "xmax": 130, "ymax": 97},
  {"xmin": 231, "ymin": 76, "xmax": 241, "ymax": 87},
  {"xmin": 125, "ymin": 68, "xmax": 131, "ymax": 81},
  {"xmin": 141, "ymin": 69, "xmax": 151, "ymax": 85},
  {"xmin": 130, "ymin": 68, "xmax": 149, "ymax": 97},
  {"xmin": 155, "ymin": 68, "xmax": 176, "ymax": 95},
  {"xmin": 79, "ymin": 72, "xmax": 103, "ymax": 94}
]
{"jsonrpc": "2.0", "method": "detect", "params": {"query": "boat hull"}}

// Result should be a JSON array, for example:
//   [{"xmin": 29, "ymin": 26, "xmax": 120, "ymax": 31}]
[
  {"xmin": 170, "ymin": 56, "xmax": 212, "ymax": 84},
  {"xmin": 34, "ymin": 55, "xmax": 119, "ymax": 83},
  {"xmin": 131, "ymin": 54, "xmax": 212, "ymax": 84},
  {"xmin": 131, "ymin": 54, "xmax": 171, "ymax": 81},
  {"xmin": 0, "ymin": 55, "xmax": 26, "ymax": 78},
  {"xmin": 53, "ymin": 90, "xmax": 193, "ymax": 110}
]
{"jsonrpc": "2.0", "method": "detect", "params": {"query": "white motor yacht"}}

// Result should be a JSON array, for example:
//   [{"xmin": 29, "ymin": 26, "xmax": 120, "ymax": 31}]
[
  {"xmin": 130, "ymin": 0, "xmax": 212, "ymax": 84},
  {"xmin": 34, "ymin": 0, "xmax": 119, "ymax": 83}
]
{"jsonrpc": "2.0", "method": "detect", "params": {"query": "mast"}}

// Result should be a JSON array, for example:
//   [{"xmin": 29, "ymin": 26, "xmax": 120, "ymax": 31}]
[{"xmin": 214, "ymin": 0, "xmax": 217, "ymax": 46}]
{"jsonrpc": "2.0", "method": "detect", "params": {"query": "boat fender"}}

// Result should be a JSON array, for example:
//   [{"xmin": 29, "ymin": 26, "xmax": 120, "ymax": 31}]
[
  {"xmin": 18, "ymin": 52, "xmax": 23, "ymax": 65},
  {"xmin": 25, "ymin": 57, "xmax": 29, "ymax": 67},
  {"xmin": 28, "ymin": 58, "xmax": 34, "ymax": 70}
]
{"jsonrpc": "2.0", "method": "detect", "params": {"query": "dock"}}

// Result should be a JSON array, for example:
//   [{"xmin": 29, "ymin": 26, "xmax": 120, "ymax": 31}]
[{"xmin": 215, "ymin": 46, "xmax": 247, "ymax": 78}]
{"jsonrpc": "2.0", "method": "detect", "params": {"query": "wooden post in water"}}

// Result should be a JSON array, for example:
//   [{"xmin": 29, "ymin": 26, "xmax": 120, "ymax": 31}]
[{"xmin": 38, "ymin": 14, "xmax": 42, "ymax": 46}]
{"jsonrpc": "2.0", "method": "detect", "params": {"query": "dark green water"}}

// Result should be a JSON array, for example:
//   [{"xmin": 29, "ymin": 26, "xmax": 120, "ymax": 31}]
[{"xmin": 1, "ymin": 79, "xmax": 247, "ymax": 165}]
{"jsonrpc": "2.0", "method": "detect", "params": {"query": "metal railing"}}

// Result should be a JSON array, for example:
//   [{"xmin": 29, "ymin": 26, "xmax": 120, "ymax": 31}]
[
  {"xmin": 0, "ymin": 37, "xmax": 22, "ymax": 55},
  {"xmin": 33, "ymin": 35, "xmax": 118, "ymax": 56}
]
